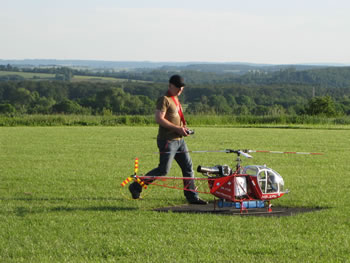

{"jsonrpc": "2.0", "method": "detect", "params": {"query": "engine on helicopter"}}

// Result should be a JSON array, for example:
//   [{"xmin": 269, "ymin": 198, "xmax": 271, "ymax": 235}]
[{"xmin": 197, "ymin": 165, "xmax": 232, "ymax": 177}]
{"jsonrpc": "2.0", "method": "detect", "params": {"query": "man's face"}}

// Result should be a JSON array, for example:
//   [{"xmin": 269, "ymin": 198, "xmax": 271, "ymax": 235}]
[{"xmin": 169, "ymin": 84, "xmax": 184, "ymax": 96}]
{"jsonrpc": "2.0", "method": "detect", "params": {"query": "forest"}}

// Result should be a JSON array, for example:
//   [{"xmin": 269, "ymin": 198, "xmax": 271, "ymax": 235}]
[{"xmin": 1, "ymin": 64, "xmax": 350, "ymax": 117}]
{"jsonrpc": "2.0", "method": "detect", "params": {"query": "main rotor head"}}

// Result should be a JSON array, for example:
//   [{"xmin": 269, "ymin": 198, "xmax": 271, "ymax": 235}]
[{"xmin": 225, "ymin": 149, "xmax": 253, "ymax": 159}]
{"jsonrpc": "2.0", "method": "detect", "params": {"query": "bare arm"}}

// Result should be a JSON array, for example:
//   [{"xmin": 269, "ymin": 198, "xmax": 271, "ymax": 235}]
[{"xmin": 155, "ymin": 110, "xmax": 188, "ymax": 136}]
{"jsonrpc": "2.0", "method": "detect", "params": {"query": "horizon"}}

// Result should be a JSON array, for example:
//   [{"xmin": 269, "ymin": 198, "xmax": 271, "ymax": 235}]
[{"xmin": 1, "ymin": 58, "xmax": 349, "ymax": 67}]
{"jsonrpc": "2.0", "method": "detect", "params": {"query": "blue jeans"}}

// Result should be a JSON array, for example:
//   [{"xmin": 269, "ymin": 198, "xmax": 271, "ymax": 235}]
[{"xmin": 145, "ymin": 139, "xmax": 198, "ymax": 200}]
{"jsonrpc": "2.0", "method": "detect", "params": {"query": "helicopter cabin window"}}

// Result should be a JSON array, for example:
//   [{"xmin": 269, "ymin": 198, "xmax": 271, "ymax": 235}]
[
  {"xmin": 258, "ymin": 170, "xmax": 279, "ymax": 193},
  {"xmin": 258, "ymin": 171, "xmax": 267, "ymax": 193},
  {"xmin": 266, "ymin": 171, "xmax": 278, "ymax": 193},
  {"xmin": 235, "ymin": 176, "xmax": 247, "ymax": 197},
  {"xmin": 244, "ymin": 167, "xmax": 259, "ymax": 176}
]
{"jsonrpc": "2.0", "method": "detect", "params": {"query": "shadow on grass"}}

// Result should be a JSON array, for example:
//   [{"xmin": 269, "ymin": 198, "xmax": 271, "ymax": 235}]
[
  {"xmin": 154, "ymin": 202, "xmax": 330, "ymax": 217},
  {"xmin": 0, "ymin": 195, "xmax": 139, "ymax": 217},
  {"xmin": 8, "ymin": 206, "xmax": 138, "ymax": 217},
  {"xmin": 50, "ymin": 206, "xmax": 138, "ymax": 213},
  {"xmin": 0, "ymin": 196, "xmax": 124, "ymax": 202}
]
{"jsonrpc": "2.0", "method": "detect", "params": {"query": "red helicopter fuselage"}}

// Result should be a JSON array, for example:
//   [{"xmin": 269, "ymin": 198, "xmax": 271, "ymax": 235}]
[
  {"xmin": 208, "ymin": 170, "xmax": 286, "ymax": 202},
  {"xmin": 198, "ymin": 163, "xmax": 288, "ymax": 212}
]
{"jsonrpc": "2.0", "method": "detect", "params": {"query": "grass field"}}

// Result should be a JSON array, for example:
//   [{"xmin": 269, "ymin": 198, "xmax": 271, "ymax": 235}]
[
  {"xmin": 0, "ymin": 70, "xmax": 55, "ymax": 79},
  {"xmin": 0, "ymin": 70, "xmax": 149, "ymax": 83},
  {"xmin": 1, "ymin": 126, "xmax": 349, "ymax": 262},
  {"xmin": 2, "ymin": 114, "xmax": 350, "ymax": 128}
]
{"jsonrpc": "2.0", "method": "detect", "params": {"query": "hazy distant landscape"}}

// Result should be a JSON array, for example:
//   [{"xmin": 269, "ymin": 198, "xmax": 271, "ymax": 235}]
[
  {"xmin": 1, "ymin": 58, "xmax": 349, "ymax": 71},
  {"xmin": 1, "ymin": 59, "xmax": 350, "ymax": 122}
]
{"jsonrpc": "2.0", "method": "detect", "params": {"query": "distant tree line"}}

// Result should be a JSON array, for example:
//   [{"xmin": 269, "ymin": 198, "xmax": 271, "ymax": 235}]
[
  {"xmin": 2, "ymin": 64, "xmax": 350, "ymax": 88},
  {"xmin": 0, "ymin": 64, "xmax": 74, "ymax": 81},
  {"xmin": 68, "ymin": 66, "xmax": 350, "ymax": 88},
  {"xmin": 0, "ymin": 80, "xmax": 349, "ymax": 117},
  {"xmin": 0, "ymin": 81, "xmax": 159, "ymax": 115}
]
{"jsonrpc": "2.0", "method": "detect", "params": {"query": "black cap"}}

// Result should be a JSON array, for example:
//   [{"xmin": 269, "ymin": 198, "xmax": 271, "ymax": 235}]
[{"xmin": 169, "ymin": 75, "xmax": 185, "ymax": 88}]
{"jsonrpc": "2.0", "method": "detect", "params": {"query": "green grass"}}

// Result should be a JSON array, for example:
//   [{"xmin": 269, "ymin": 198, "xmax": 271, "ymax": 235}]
[
  {"xmin": 1, "ymin": 126, "xmax": 349, "ymax": 262},
  {"xmin": 2, "ymin": 114, "xmax": 350, "ymax": 129},
  {"xmin": 72, "ymin": 75, "xmax": 151, "ymax": 83},
  {"xmin": 0, "ymin": 70, "xmax": 150, "ymax": 83},
  {"xmin": 0, "ymin": 114, "xmax": 156, "ymax": 127},
  {"xmin": 0, "ymin": 70, "xmax": 55, "ymax": 79}
]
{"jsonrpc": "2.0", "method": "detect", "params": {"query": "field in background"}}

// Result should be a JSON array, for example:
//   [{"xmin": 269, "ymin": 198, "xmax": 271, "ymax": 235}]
[
  {"xmin": 1, "ymin": 126, "xmax": 349, "ymax": 262},
  {"xmin": 2, "ymin": 114, "xmax": 350, "ymax": 128},
  {"xmin": 0, "ymin": 70, "xmax": 55, "ymax": 79},
  {"xmin": 0, "ymin": 70, "xmax": 148, "ymax": 83}
]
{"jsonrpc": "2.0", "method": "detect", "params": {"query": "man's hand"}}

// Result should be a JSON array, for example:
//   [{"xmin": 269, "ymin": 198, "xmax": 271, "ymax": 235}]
[
  {"xmin": 177, "ymin": 127, "xmax": 189, "ymax": 136},
  {"xmin": 155, "ymin": 110, "xmax": 188, "ymax": 136}
]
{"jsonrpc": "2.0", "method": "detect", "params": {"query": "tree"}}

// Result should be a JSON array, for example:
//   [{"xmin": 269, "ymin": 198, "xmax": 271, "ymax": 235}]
[
  {"xmin": 306, "ymin": 96, "xmax": 337, "ymax": 117},
  {"xmin": 252, "ymin": 105, "xmax": 269, "ymax": 116},
  {"xmin": 234, "ymin": 105, "xmax": 250, "ymax": 115},
  {"xmin": 11, "ymin": 88, "xmax": 33, "ymax": 106},
  {"xmin": 54, "ymin": 67, "xmax": 73, "ymax": 81},
  {"xmin": 95, "ymin": 88, "xmax": 115, "ymax": 110},
  {"xmin": 236, "ymin": 95, "xmax": 255, "ymax": 107},
  {"xmin": 209, "ymin": 95, "xmax": 231, "ymax": 114},
  {"xmin": 29, "ymin": 95, "xmax": 56, "ymax": 114},
  {"xmin": 52, "ymin": 99, "xmax": 86, "ymax": 114},
  {"xmin": 138, "ymin": 95, "xmax": 155, "ymax": 114},
  {"xmin": 0, "ymin": 103, "xmax": 16, "ymax": 114},
  {"xmin": 267, "ymin": 104, "xmax": 286, "ymax": 116}
]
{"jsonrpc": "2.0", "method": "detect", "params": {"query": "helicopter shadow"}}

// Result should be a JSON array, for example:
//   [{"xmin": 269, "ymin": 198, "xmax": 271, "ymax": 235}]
[
  {"xmin": 7, "ymin": 205, "xmax": 138, "ymax": 217},
  {"xmin": 0, "ymin": 195, "xmax": 138, "ymax": 217}
]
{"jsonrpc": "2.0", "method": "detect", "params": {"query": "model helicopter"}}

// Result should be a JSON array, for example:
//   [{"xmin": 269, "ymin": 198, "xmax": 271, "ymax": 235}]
[{"xmin": 121, "ymin": 149, "xmax": 322, "ymax": 213}]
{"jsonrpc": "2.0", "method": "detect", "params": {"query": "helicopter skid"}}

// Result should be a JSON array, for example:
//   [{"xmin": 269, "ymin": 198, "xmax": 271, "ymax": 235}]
[{"xmin": 154, "ymin": 202, "xmax": 323, "ymax": 217}]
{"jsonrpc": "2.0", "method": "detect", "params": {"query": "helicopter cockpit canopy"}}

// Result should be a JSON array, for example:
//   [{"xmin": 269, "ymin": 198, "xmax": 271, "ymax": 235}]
[{"xmin": 243, "ymin": 165, "xmax": 284, "ymax": 194}]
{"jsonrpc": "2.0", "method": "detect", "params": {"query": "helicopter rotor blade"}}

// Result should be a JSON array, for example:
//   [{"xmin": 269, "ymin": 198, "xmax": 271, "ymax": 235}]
[
  {"xmin": 247, "ymin": 150, "xmax": 323, "ymax": 155},
  {"xmin": 238, "ymin": 150, "xmax": 253, "ymax": 158},
  {"xmin": 156, "ymin": 149, "xmax": 253, "ymax": 155},
  {"xmin": 155, "ymin": 148, "xmax": 322, "ymax": 156},
  {"xmin": 155, "ymin": 150, "xmax": 229, "ymax": 155}
]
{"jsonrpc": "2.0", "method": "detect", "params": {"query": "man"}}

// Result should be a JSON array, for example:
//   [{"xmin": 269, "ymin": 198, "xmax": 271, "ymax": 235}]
[{"xmin": 129, "ymin": 75, "xmax": 207, "ymax": 205}]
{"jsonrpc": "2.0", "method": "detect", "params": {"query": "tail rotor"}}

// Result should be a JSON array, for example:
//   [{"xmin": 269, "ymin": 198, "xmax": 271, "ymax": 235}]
[{"xmin": 120, "ymin": 158, "xmax": 147, "ymax": 200}]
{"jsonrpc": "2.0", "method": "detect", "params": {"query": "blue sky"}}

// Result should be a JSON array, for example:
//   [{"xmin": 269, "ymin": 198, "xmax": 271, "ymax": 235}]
[{"xmin": 1, "ymin": 0, "xmax": 350, "ymax": 64}]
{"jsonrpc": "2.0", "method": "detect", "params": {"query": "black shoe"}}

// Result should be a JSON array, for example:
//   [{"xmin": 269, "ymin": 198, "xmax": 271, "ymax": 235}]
[
  {"xmin": 187, "ymin": 197, "xmax": 208, "ymax": 205},
  {"xmin": 129, "ymin": 182, "xmax": 142, "ymax": 199}
]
